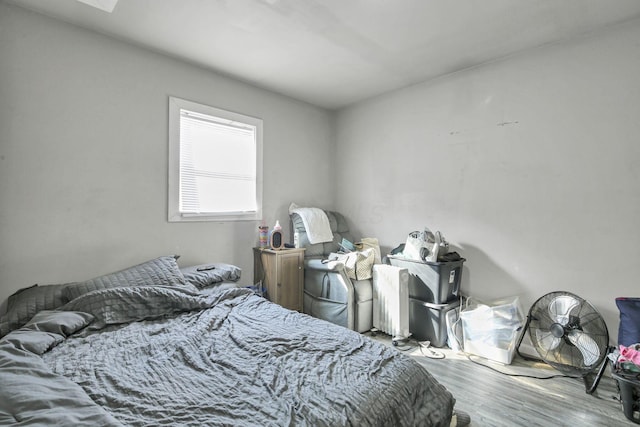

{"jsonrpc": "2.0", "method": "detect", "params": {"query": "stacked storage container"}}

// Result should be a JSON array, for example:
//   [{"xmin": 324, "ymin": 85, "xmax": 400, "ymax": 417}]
[{"xmin": 388, "ymin": 255, "xmax": 465, "ymax": 347}]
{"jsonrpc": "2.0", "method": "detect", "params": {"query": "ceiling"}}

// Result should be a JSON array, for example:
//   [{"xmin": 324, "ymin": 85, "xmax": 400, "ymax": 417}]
[{"xmin": 7, "ymin": 0, "xmax": 640, "ymax": 110}]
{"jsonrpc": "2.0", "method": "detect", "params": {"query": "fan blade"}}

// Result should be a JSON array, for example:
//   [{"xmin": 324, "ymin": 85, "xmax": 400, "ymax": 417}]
[
  {"xmin": 567, "ymin": 330, "xmax": 600, "ymax": 367},
  {"xmin": 548, "ymin": 295, "xmax": 579, "ymax": 325},
  {"xmin": 535, "ymin": 329, "xmax": 562, "ymax": 351}
]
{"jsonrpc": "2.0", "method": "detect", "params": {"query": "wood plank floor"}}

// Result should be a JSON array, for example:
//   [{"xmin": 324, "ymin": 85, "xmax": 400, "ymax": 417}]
[{"xmin": 368, "ymin": 333, "xmax": 635, "ymax": 426}]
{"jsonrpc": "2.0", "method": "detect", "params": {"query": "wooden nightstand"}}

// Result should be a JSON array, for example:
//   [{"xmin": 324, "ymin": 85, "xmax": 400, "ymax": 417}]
[{"xmin": 253, "ymin": 247, "xmax": 305, "ymax": 311}]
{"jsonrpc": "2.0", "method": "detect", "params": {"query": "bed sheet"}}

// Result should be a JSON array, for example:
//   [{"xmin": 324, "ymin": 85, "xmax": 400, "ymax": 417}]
[{"xmin": 0, "ymin": 285, "xmax": 454, "ymax": 426}]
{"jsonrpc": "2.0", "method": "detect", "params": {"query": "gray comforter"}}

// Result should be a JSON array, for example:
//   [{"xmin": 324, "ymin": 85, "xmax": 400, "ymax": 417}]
[{"xmin": 0, "ymin": 285, "xmax": 454, "ymax": 426}]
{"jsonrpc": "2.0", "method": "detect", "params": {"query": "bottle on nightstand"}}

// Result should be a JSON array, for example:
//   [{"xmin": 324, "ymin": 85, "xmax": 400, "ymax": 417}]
[{"xmin": 269, "ymin": 220, "xmax": 284, "ymax": 250}]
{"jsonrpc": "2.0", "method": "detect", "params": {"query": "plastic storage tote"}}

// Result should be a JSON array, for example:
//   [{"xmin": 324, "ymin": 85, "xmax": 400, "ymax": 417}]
[
  {"xmin": 409, "ymin": 298, "xmax": 460, "ymax": 347},
  {"xmin": 612, "ymin": 370, "xmax": 640, "ymax": 424},
  {"xmin": 388, "ymin": 255, "xmax": 465, "ymax": 304},
  {"xmin": 460, "ymin": 297, "xmax": 523, "ymax": 364}
]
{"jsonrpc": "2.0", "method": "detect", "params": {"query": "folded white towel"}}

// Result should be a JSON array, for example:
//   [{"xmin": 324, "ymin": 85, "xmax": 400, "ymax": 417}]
[{"xmin": 289, "ymin": 203, "xmax": 334, "ymax": 244}]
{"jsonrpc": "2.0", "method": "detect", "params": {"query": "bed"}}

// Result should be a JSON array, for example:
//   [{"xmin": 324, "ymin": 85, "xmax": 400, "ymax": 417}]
[{"xmin": 0, "ymin": 256, "xmax": 455, "ymax": 426}]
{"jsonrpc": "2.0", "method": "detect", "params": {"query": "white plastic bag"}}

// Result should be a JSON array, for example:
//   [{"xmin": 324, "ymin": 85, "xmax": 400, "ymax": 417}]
[{"xmin": 402, "ymin": 228, "xmax": 449, "ymax": 262}]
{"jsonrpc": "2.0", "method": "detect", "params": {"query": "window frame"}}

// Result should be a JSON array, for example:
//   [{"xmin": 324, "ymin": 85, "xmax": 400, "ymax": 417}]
[{"xmin": 168, "ymin": 96, "xmax": 263, "ymax": 222}]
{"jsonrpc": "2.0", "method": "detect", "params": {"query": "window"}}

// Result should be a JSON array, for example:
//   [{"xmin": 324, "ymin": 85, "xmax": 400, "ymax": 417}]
[{"xmin": 168, "ymin": 97, "xmax": 263, "ymax": 222}]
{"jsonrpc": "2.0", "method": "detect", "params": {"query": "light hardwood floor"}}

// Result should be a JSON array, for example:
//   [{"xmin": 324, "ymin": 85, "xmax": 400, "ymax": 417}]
[{"xmin": 368, "ymin": 333, "xmax": 635, "ymax": 426}]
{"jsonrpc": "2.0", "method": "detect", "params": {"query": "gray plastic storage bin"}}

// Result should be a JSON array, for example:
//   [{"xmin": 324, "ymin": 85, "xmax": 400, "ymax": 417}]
[
  {"xmin": 409, "ymin": 298, "xmax": 460, "ymax": 347},
  {"xmin": 388, "ymin": 255, "xmax": 465, "ymax": 304},
  {"xmin": 612, "ymin": 371, "xmax": 640, "ymax": 424}
]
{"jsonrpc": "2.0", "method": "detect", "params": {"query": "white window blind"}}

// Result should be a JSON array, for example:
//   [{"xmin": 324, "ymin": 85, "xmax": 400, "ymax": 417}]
[{"xmin": 168, "ymin": 97, "xmax": 263, "ymax": 222}]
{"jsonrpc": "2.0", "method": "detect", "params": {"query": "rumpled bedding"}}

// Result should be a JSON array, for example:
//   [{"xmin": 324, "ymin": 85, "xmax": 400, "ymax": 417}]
[
  {"xmin": 0, "ymin": 310, "xmax": 120, "ymax": 425},
  {"xmin": 0, "ymin": 285, "xmax": 454, "ymax": 426}
]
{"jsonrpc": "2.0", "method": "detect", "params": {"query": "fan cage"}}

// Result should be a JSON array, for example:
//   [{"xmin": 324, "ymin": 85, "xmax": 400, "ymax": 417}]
[{"xmin": 527, "ymin": 291, "xmax": 609, "ymax": 376}]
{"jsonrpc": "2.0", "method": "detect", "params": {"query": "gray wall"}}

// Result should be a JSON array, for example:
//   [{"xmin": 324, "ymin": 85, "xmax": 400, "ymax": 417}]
[
  {"xmin": 0, "ymin": 4, "xmax": 334, "ymax": 303},
  {"xmin": 334, "ymin": 18, "xmax": 640, "ymax": 341}
]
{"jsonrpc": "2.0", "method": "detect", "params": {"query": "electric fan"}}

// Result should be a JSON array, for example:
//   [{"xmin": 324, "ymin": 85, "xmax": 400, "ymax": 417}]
[{"xmin": 516, "ymin": 291, "xmax": 612, "ymax": 394}]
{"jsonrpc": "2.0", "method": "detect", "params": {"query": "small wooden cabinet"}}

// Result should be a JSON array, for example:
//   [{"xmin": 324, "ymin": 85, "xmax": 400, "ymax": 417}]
[{"xmin": 253, "ymin": 248, "xmax": 305, "ymax": 311}]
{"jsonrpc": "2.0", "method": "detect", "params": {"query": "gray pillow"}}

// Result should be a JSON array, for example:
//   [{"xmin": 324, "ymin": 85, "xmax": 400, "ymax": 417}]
[
  {"xmin": 3, "ymin": 311, "xmax": 94, "ymax": 355},
  {"xmin": 180, "ymin": 263, "xmax": 242, "ymax": 289},
  {"xmin": 0, "ymin": 283, "xmax": 71, "ymax": 338},
  {"xmin": 63, "ymin": 256, "xmax": 189, "ymax": 302},
  {"xmin": 60, "ymin": 285, "xmax": 208, "ymax": 330},
  {"xmin": 22, "ymin": 310, "xmax": 95, "ymax": 337}
]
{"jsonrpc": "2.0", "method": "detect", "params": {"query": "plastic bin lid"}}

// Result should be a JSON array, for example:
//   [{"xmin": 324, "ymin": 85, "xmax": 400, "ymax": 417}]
[
  {"xmin": 387, "ymin": 254, "xmax": 466, "ymax": 265},
  {"xmin": 409, "ymin": 297, "xmax": 461, "ymax": 309}
]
